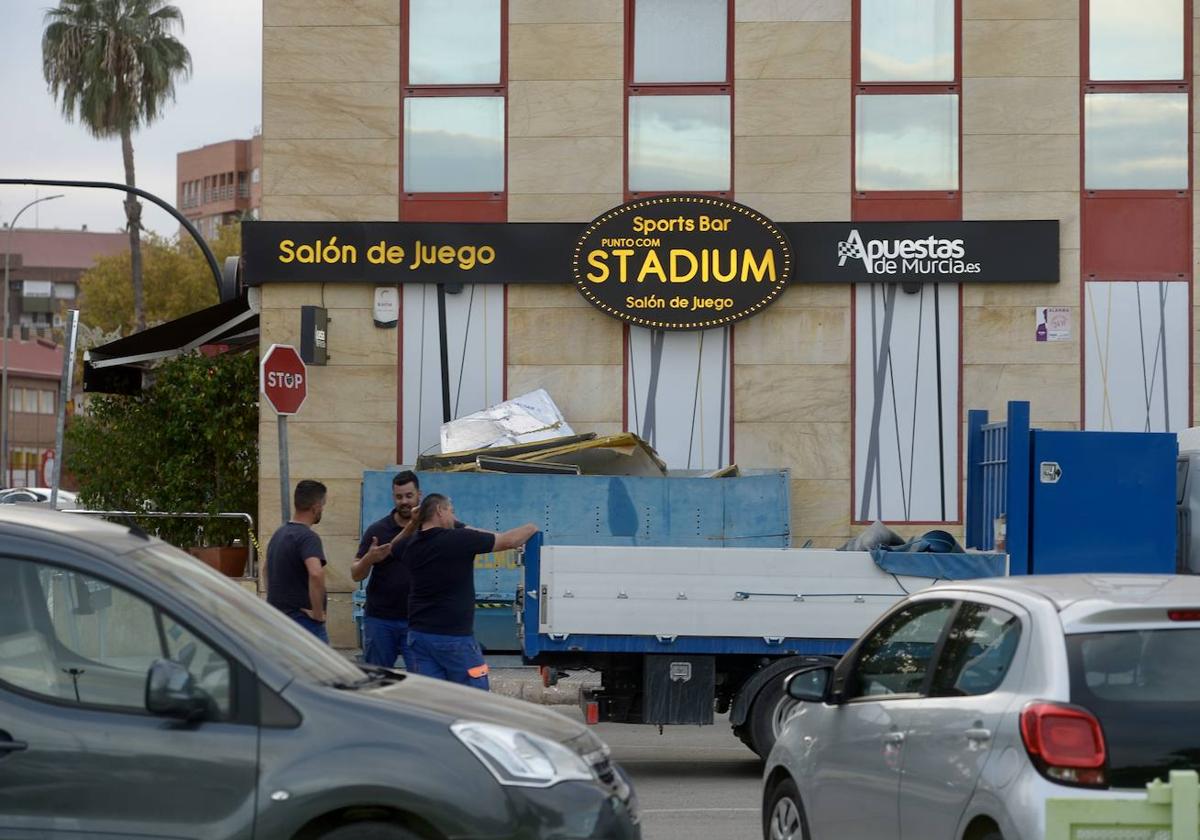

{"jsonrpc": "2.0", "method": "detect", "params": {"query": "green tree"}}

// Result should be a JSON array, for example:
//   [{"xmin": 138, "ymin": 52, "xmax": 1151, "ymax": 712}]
[
  {"xmin": 79, "ymin": 222, "xmax": 239, "ymax": 334},
  {"xmin": 66, "ymin": 351, "xmax": 259, "ymax": 547},
  {"xmin": 42, "ymin": 0, "xmax": 192, "ymax": 332}
]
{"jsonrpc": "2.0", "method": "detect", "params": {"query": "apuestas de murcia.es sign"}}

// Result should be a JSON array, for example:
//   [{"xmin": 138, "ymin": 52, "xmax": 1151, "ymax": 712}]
[
  {"xmin": 836, "ymin": 229, "xmax": 981, "ymax": 276},
  {"xmin": 572, "ymin": 195, "xmax": 792, "ymax": 330}
]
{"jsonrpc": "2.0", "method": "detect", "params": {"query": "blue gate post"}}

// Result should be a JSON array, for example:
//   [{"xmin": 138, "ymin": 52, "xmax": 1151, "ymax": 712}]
[
  {"xmin": 1005, "ymin": 401, "xmax": 1032, "ymax": 575},
  {"xmin": 966, "ymin": 410, "xmax": 989, "ymax": 549}
]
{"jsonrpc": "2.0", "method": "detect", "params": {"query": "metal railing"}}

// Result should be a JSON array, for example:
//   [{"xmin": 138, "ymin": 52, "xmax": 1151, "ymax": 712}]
[
  {"xmin": 1046, "ymin": 770, "xmax": 1199, "ymax": 840},
  {"xmin": 965, "ymin": 401, "xmax": 1032, "ymax": 573},
  {"xmin": 62, "ymin": 509, "xmax": 258, "ymax": 579}
]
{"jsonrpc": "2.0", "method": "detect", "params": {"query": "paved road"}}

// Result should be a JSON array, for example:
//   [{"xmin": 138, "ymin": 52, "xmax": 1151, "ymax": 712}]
[{"xmin": 562, "ymin": 710, "xmax": 764, "ymax": 840}]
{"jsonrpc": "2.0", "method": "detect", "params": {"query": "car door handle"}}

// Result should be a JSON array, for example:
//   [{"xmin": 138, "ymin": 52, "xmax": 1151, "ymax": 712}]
[
  {"xmin": 0, "ymin": 740, "xmax": 28, "ymax": 753},
  {"xmin": 884, "ymin": 731, "xmax": 906, "ymax": 745},
  {"xmin": 965, "ymin": 728, "xmax": 992, "ymax": 743}
]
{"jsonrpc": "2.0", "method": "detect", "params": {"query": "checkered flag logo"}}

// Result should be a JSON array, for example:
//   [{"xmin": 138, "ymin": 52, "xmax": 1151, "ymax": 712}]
[
  {"xmin": 837, "ymin": 240, "xmax": 861, "ymax": 261},
  {"xmin": 836, "ymin": 229, "xmax": 872, "ymax": 273}
]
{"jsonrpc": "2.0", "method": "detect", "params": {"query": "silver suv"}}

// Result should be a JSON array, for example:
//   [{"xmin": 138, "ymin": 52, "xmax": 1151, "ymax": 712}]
[{"xmin": 763, "ymin": 575, "xmax": 1200, "ymax": 840}]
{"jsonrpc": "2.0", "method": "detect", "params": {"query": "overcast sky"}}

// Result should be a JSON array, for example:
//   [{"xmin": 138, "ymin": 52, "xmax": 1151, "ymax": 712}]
[{"xmin": 0, "ymin": 0, "xmax": 262, "ymax": 237}]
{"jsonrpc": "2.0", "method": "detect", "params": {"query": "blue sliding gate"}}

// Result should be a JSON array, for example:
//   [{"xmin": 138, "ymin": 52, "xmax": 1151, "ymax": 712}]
[{"xmin": 966, "ymin": 401, "xmax": 1176, "ymax": 575}]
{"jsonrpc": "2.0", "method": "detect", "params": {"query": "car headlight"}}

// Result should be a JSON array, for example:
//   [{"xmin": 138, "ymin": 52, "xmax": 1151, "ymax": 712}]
[{"xmin": 451, "ymin": 722, "xmax": 596, "ymax": 788}]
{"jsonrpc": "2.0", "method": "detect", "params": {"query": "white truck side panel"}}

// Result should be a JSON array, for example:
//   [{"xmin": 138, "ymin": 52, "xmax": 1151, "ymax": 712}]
[{"xmin": 536, "ymin": 546, "xmax": 936, "ymax": 640}]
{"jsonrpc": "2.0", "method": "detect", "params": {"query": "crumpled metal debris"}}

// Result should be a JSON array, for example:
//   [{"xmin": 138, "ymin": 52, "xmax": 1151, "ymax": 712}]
[{"xmin": 440, "ymin": 389, "xmax": 575, "ymax": 453}]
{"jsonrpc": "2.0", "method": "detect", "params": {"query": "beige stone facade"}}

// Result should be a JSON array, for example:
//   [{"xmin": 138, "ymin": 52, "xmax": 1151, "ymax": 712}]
[{"xmin": 260, "ymin": 0, "xmax": 1190, "ymax": 644}]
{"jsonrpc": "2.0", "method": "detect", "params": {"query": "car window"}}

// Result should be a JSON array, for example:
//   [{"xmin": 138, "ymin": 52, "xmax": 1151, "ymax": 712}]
[
  {"xmin": 1068, "ymin": 629, "xmax": 1200, "ymax": 788},
  {"xmin": 127, "ymin": 544, "xmax": 365, "ymax": 686},
  {"xmin": 0, "ymin": 555, "xmax": 232, "ymax": 719},
  {"xmin": 847, "ymin": 600, "xmax": 956, "ymax": 700},
  {"xmin": 930, "ymin": 603, "xmax": 1021, "ymax": 697}
]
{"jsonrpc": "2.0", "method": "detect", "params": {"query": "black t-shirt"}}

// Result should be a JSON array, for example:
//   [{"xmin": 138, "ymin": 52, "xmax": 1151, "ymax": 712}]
[
  {"xmin": 407, "ymin": 527, "xmax": 496, "ymax": 637},
  {"xmin": 358, "ymin": 516, "xmax": 466, "ymax": 621},
  {"xmin": 266, "ymin": 522, "xmax": 326, "ymax": 616},
  {"xmin": 357, "ymin": 513, "xmax": 409, "ymax": 620}
]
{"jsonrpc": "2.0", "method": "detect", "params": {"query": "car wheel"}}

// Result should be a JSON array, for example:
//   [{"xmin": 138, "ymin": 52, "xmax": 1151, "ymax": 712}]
[
  {"xmin": 318, "ymin": 822, "xmax": 420, "ymax": 840},
  {"xmin": 764, "ymin": 777, "xmax": 808, "ymax": 840},
  {"xmin": 748, "ymin": 673, "xmax": 798, "ymax": 759}
]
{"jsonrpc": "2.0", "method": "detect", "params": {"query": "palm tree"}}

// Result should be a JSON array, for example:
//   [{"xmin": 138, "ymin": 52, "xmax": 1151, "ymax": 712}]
[{"xmin": 42, "ymin": 0, "xmax": 191, "ymax": 332}]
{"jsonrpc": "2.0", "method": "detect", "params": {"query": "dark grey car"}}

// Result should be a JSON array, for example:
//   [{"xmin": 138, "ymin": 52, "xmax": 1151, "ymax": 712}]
[{"xmin": 0, "ymin": 506, "xmax": 640, "ymax": 839}]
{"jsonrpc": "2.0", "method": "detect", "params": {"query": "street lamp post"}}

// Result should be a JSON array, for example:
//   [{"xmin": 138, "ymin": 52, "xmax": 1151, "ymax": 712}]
[{"xmin": 1, "ymin": 194, "xmax": 63, "ymax": 487}]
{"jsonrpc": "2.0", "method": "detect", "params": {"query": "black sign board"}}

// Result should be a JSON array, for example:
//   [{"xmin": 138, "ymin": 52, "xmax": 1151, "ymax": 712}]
[
  {"xmin": 572, "ymin": 195, "xmax": 791, "ymax": 330},
  {"xmin": 242, "ymin": 220, "xmax": 579, "ymax": 286},
  {"xmin": 787, "ymin": 220, "xmax": 1059, "ymax": 284},
  {"xmin": 241, "ymin": 217, "xmax": 1058, "ymax": 288}
]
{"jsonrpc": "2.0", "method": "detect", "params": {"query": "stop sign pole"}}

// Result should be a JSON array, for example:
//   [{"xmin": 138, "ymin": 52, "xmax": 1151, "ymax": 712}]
[{"xmin": 260, "ymin": 344, "xmax": 308, "ymax": 524}]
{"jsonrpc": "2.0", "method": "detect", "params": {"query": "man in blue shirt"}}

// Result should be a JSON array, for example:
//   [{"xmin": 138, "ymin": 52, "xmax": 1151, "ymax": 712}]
[
  {"xmin": 406, "ymin": 494, "xmax": 537, "ymax": 690},
  {"xmin": 266, "ymin": 480, "xmax": 329, "ymax": 642},
  {"xmin": 351, "ymin": 471, "xmax": 421, "ymax": 669}
]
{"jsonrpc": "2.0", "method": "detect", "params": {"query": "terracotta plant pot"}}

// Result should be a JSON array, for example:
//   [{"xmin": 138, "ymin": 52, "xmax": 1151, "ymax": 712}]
[{"xmin": 187, "ymin": 546, "xmax": 249, "ymax": 578}]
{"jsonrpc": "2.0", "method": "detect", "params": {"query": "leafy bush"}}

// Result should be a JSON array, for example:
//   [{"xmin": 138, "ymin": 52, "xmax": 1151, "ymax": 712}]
[{"xmin": 66, "ymin": 351, "xmax": 258, "ymax": 547}]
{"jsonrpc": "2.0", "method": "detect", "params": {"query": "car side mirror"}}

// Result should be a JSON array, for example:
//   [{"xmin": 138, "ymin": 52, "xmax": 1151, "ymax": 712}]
[
  {"xmin": 145, "ymin": 659, "xmax": 210, "ymax": 721},
  {"xmin": 785, "ymin": 666, "xmax": 833, "ymax": 703}
]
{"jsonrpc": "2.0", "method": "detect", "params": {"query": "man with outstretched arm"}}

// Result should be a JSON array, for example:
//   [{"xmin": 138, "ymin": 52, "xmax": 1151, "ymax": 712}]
[
  {"xmin": 265, "ymin": 480, "xmax": 330, "ymax": 643},
  {"xmin": 404, "ymin": 494, "xmax": 537, "ymax": 690},
  {"xmin": 351, "ymin": 470, "xmax": 422, "ymax": 670}
]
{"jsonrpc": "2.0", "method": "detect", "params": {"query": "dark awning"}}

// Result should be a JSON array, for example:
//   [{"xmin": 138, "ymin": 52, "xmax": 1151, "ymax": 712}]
[
  {"xmin": 86, "ymin": 296, "xmax": 257, "ymax": 369},
  {"xmin": 83, "ymin": 295, "xmax": 258, "ymax": 394}
]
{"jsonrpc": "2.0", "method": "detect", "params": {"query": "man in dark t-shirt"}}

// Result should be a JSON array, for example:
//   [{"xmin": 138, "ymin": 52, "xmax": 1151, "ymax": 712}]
[
  {"xmin": 351, "ymin": 471, "xmax": 428, "ymax": 669},
  {"xmin": 266, "ymin": 480, "xmax": 329, "ymax": 643},
  {"xmin": 406, "ymin": 493, "xmax": 537, "ymax": 690}
]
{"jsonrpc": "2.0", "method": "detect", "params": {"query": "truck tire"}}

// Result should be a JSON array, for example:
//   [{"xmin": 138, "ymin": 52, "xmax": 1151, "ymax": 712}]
[
  {"xmin": 747, "ymin": 673, "xmax": 799, "ymax": 760},
  {"xmin": 318, "ymin": 822, "xmax": 420, "ymax": 840}
]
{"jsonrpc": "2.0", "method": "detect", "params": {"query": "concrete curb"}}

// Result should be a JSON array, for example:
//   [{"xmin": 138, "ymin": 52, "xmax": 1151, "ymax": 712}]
[{"xmin": 489, "ymin": 673, "xmax": 594, "ymax": 705}]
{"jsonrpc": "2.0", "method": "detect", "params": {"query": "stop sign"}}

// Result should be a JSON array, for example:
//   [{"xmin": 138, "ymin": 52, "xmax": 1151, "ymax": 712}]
[{"xmin": 261, "ymin": 344, "xmax": 308, "ymax": 415}]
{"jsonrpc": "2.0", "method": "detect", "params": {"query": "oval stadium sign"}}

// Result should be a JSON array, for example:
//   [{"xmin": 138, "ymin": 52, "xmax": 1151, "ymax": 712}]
[{"xmin": 572, "ymin": 195, "xmax": 792, "ymax": 330}]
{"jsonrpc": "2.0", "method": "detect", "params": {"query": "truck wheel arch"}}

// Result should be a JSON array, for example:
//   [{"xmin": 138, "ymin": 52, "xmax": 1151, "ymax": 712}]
[{"xmin": 729, "ymin": 655, "xmax": 838, "ymax": 728}]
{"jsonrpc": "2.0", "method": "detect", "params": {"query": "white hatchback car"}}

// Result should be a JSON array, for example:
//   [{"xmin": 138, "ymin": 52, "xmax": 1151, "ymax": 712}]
[{"xmin": 763, "ymin": 574, "xmax": 1200, "ymax": 840}]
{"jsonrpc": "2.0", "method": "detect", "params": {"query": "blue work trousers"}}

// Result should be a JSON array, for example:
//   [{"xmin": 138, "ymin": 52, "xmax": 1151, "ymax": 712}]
[
  {"xmin": 407, "ymin": 630, "xmax": 489, "ymax": 690},
  {"xmin": 362, "ymin": 616, "xmax": 413, "ymax": 670}
]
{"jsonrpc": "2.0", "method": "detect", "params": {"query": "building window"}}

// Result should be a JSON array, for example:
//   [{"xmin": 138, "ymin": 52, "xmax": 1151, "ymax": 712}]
[
  {"xmin": 400, "ymin": 285, "xmax": 505, "ymax": 462},
  {"xmin": 403, "ymin": 96, "xmax": 506, "ymax": 192},
  {"xmin": 860, "ymin": 0, "xmax": 954, "ymax": 82},
  {"xmin": 38, "ymin": 390, "xmax": 55, "ymax": 416},
  {"xmin": 1085, "ymin": 281, "xmax": 1188, "ymax": 432},
  {"xmin": 628, "ymin": 95, "xmax": 731, "ymax": 192},
  {"xmin": 854, "ymin": 284, "xmax": 960, "ymax": 522},
  {"xmin": 621, "ymin": 0, "xmax": 734, "ymax": 470},
  {"xmin": 1082, "ymin": 0, "xmax": 1192, "ymax": 429},
  {"xmin": 409, "ymin": 0, "xmax": 501, "ymax": 84},
  {"xmin": 401, "ymin": 0, "xmax": 506, "ymax": 205},
  {"xmin": 852, "ymin": 0, "xmax": 963, "ymax": 524},
  {"xmin": 626, "ymin": 328, "xmax": 731, "ymax": 469},
  {"xmin": 855, "ymin": 93, "xmax": 958, "ymax": 191},
  {"xmin": 1085, "ymin": 93, "xmax": 1188, "ymax": 189},
  {"xmin": 853, "ymin": 0, "xmax": 960, "ymax": 199},
  {"xmin": 1089, "ymin": 0, "xmax": 1183, "ymax": 81},
  {"xmin": 631, "ymin": 0, "xmax": 727, "ymax": 83},
  {"xmin": 626, "ymin": 0, "xmax": 732, "ymax": 198}
]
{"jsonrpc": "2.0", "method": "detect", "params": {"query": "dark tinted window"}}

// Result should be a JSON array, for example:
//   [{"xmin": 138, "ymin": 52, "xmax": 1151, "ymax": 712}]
[
  {"xmin": 0, "ymin": 555, "xmax": 232, "ymax": 718},
  {"xmin": 1177, "ymin": 458, "xmax": 1188, "ymax": 504},
  {"xmin": 931, "ymin": 603, "xmax": 1021, "ymax": 696},
  {"xmin": 1067, "ymin": 629, "xmax": 1200, "ymax": 788},
  {"xmin": 847, "ymin": 600, "xmax": 956, "ymax": 699}
]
